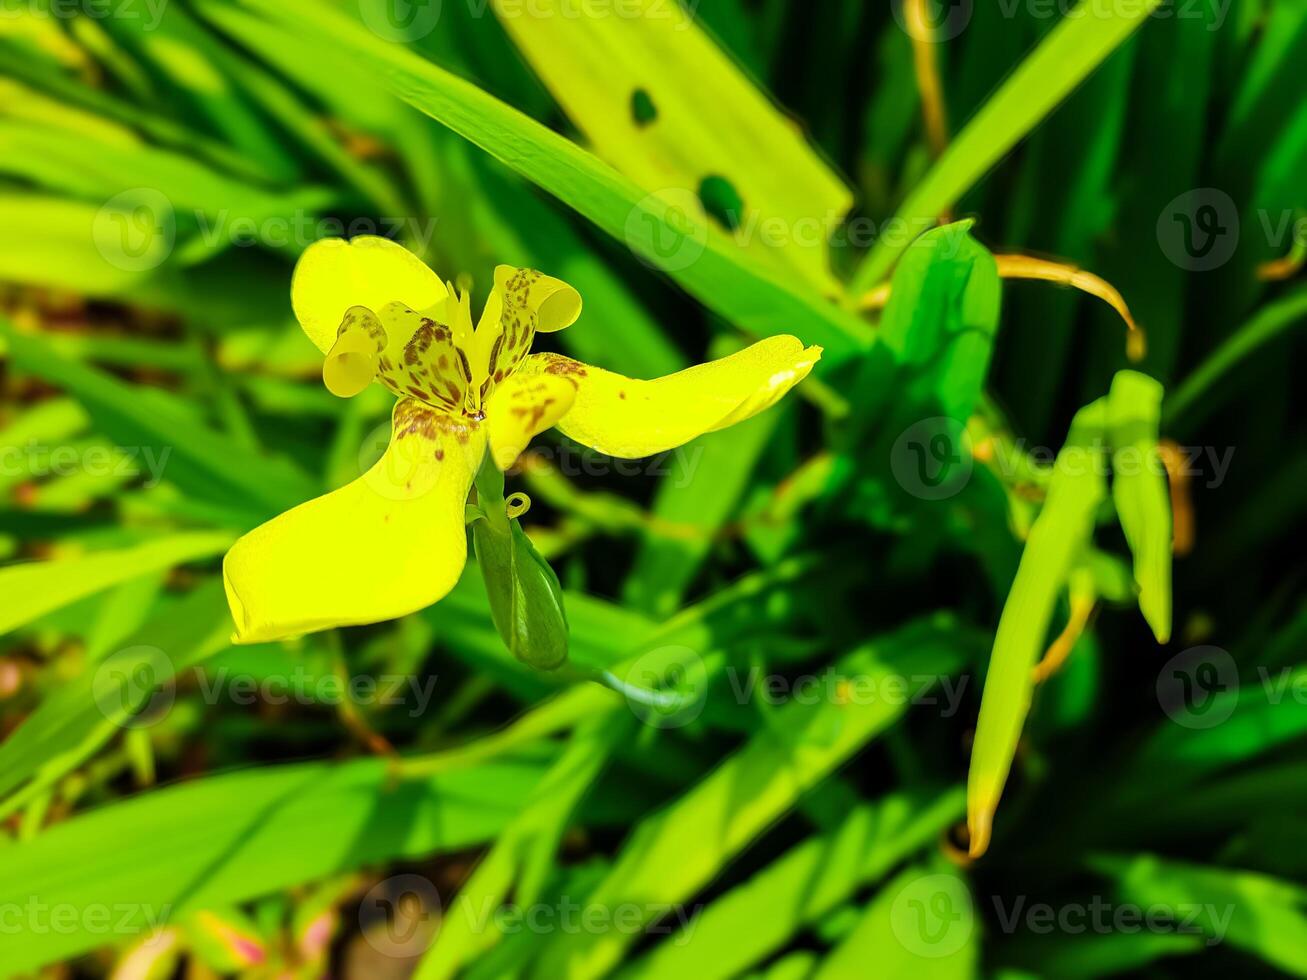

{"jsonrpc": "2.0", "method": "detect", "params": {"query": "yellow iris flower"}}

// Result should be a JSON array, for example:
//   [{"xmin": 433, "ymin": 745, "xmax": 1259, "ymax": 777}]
[{"xmin": 223, "ymin": 237, "xmax": 822, "ymax": 644}]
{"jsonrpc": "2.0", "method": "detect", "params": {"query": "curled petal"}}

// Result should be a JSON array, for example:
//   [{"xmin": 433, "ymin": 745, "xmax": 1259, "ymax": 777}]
[
  {"xmin": 471, "ymin": 267, "xmax": 582, "ymax": 403},
  {"xmin": 486, "ymin": 373, "xmax": 578, "ymax": 470},
  {"xmin": 223, "ymin": 400, "xmax": 484, "ymax": 644},
  {"xmin": 495, "ymin": 265, "xmax": 583, "ymax": 334},
  {"xmin": 520, "ymin": 336, "xmax": 821, "ymax": 458},
  {"xmin": 324, "ymin": 306, "xmax": 386, "ymax": 398},
  {"xmin": 292, "ymin": 237, "xmax": 447, "ymax": 354}
]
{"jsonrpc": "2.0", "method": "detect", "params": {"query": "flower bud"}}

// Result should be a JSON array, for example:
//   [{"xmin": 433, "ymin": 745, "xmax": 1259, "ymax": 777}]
[{"xmin": 472, "ymin": 507, "xmax": 569, "ymax": 671}]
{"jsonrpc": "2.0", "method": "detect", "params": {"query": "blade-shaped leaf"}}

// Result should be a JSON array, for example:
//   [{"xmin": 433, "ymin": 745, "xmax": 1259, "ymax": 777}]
[
  {"xmin": 234, "ymin": 0, "xmax": 872, "ymax": 356},
  {"xmin": 850, "ymin": 0, "xmax": 1162, "ymax": 294},
  {"xmin": 1108, "ymin": 370, "xmax": 1172, "ymax": 643},
  {"xmin": 492, "ymin": 0, "xmax": 851, "ymax": 293},
  {"xmin": 968, "ymin": 398, "xmax": 1108, "ymax": 857}
]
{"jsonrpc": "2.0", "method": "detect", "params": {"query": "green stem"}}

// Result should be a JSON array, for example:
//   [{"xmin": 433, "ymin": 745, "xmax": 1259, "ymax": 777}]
[{"xmin": 473, "ymin": 452, "xmax": 510, "ymax": 536}]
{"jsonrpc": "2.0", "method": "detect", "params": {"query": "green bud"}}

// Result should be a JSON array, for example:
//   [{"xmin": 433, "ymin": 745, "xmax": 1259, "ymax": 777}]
[{"xmin": 473, "ymin": 506, "xmax": 570, "ymax": 671}]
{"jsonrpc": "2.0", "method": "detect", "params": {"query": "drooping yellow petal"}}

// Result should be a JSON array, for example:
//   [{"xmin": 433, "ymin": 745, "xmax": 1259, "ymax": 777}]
[
  {"xmin": 223, "ymin": 399, "xmax": 484, "ymax": 644},
  {"xmin": 485, "ymin": 373, "xmax": 578, "ymax": 470},
  {"xmin": 292, "ymin": 237, "xmax": 447, "ymax": 354},
  {"xmin": 471, "ymin": 266, "xmax": 582, "ymax": 403},
  {"xmin": 520, "ymin": 336, "xmax": 821, "ymax": 458},
  {"xmin": 323, "ymin": 305, "xmax": 387, "ymax": 398}
]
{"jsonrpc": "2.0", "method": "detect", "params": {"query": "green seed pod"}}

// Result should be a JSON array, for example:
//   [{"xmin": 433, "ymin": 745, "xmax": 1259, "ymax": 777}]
[{"xmin": 472, "ymin": 503, "xmax": 569, "ymax": 671}]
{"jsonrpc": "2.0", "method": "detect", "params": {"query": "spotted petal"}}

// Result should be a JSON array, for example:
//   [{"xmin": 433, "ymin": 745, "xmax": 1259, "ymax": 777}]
[
  {"xmin": 520, "ymin": 337, "xmax": 822, "ymax": 458},
  {"xmin": 375, "ymin": 301, "xmax": 476, "ymax": 415},
  {"xmin": 486, "ymin": 373, "xmax": 578, "ymax": 470},
  {"xmin": 471, "ymin": 266, "xmax": 582, "ymax": 404},
  {"xmin": 223, "ymin": 400, "xmax": 484, "ymax": 644}
]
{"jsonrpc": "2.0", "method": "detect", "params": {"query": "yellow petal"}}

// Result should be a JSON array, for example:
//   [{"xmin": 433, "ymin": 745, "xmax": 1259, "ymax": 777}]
[
  {"xmin": 375, "ymin": 302, "xmax": 475, "ymax": 414},
  {"xmin": 521, "ymin": 336, "xmax": 822, "ymax": 458},
  {"xmin": 292, "ymin": 237, "xmax": 447, "ymax": 354},
  {"xmin": 323, "ymin": 305, "xmax": 386, "ymax": 398},
  {"xmin": 471, "ymin": 266, "xmax": 582, "ymax": 403},
  {"xmin": 223, "ymin": 399, "xmax": 484, "ymax": 644},
  {"xmin": 485, "ymin": 373, "xmax": 578, "ymax": 470},
  {"xmin": 497, "ymin": 265, "xmax": 583, "ymax": 334}
]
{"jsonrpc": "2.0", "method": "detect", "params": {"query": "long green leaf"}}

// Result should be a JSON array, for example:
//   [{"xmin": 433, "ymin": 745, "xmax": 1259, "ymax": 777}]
[
  {"xmin": 1089, "ymin": 853, "xmax": 1307, "ymax": 977},
  {"xmin": 0, "ymin": 533, "xmax": 230, "ymax": 638},
  {"xmin": 1108, "ymin": 371, "xmax": 1171, "ymax": 643},
  {"xmin": 492, "ymin": 0, "xmax": 851, "ymax": 293},
  {"xmin": 1, "ymin": 317, "xmax": 315, "ymax": 517},
  {"xmin": 529, "ymin": 619, "xmax": 971, "ymax": 979},
  {"xmin": 813, "ymin": 864, "xmax": 978, "ymax": 979},
  {"xmin": 850, "ymin": 0, "xmax": 1162, "ymax": 294},
  {"xmin": 622, "ymin": 788, "xmax": 965, "ymax": 980},
  {"xmin": 1164, "ymin": 285, "xmax": 1307, "ymax": 431},
  {"xmin": 0, "ymin": 754, "xmax": 551, "ymax": 973},
  {"xmin": 968, "ymin": 399, "xmax": 1108, "ymax": 857},
  {"xmin": 235, "ymin": 0, "xmax": 872, "ymax": 356},
  {"xmin": 0, "ymin": 579, "xmax": 232, "ymax": 811}
]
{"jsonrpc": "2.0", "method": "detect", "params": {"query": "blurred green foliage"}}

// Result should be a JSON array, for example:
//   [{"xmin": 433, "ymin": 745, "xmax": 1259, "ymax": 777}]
[{"xmin": 1, "ymin": 0, "xmax": 1305, "ymax": 977}]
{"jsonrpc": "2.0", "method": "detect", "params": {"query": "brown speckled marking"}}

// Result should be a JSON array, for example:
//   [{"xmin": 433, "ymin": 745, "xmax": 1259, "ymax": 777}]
[
  {"xmin": 394, "ymin": 399, "xmax": 477, "ymax": 446},
  {"xmin": 359, "ymin": 273, "xmax": 580, "ymax": 424},
  {"xmin": 511, "ymin": 397, "xmax": 555, "ymax": 432},
  {"xmin": 477, "ymin": 267, "xmax": 548, "ymax": 401},
  {"xmin": 540, "ymin": 354, "xmax": 589, "ymax": 380},
  {"xmin": 336, "ymin": 307, "xmax": 387, "ymax": 349},
  {"xmin": 374, "ymin": 303, "xmax": 476, "ymax": 417}
]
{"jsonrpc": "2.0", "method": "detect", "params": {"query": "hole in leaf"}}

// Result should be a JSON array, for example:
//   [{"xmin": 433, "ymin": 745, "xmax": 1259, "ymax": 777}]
[
  {"xmin": 631, "ymin": 88, "xmax": 658, "ymax": 127},
  {"xmin": 698, "ymin": 175, "xmax": 744, "ymax": 232}
]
